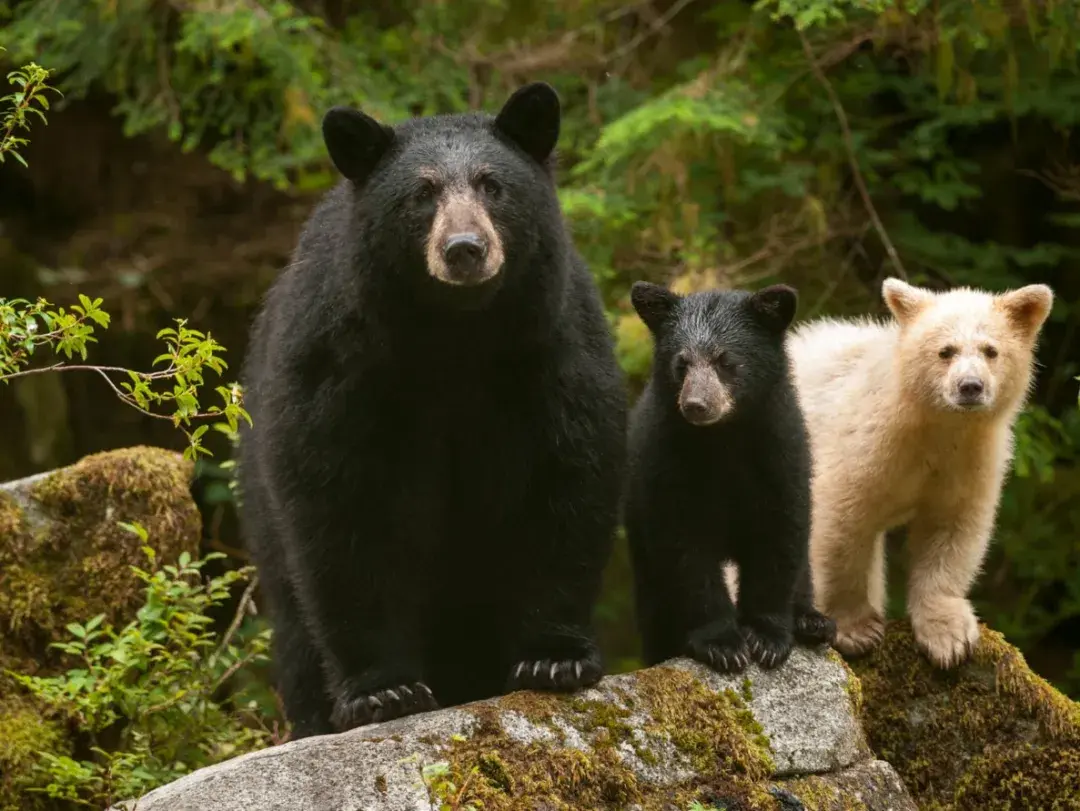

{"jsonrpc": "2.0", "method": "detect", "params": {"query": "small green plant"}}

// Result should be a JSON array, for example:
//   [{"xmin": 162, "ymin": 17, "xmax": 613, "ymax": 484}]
[
  {"xmin": 8, "ymin": 521, "xmax": 274, "ymax": 807},
  {"xmin": 0, "ymin": 50, "xmax": 60, "ymax": 166},
  {"xmin": 419, "ymin": 759, "xmax": 482, "ymax": 811}
]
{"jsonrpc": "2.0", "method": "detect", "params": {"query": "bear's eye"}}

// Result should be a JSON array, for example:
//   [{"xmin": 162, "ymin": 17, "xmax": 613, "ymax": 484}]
[
  {"xmin": 982, "ymin": 345, "xmax": 999, "ymax": 359},
  {"xmin": 415, "ymin": 180, "xmax": 437, "ymax": 203},
  {"xmin": 478, "ymin": 175, "xmax": 501, "ymax": 198},
  {"xmin": 673, "ymin": 354, "xmax": 689, "ymax": 379},
  {"xmin": 712, "ymin": 350, "xmax": 733, "ymax": 370},
  {"xmin": 938, "ymin": 345, "xmax": 957, "ymax": 360}
]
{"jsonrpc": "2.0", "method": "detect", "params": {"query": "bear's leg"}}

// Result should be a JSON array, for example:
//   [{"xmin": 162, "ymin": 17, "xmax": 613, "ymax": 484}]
[
  {"xmin": 792, "ymin": 562, "xmax": 837, "ymax": 646},
  {"xmin": 270, "ymin": 595, "xmax": 335, "ymax": 739},
  {"xmin": 502, "ymin": 475, "xmax": 617, "ymax": 694},
  {"xmin": 681, "ymin": 558, "xmax": 750, "ymax": 675},
  {"xmin": 812, "ymin": 514, "xmax": 887, "ymax": 657},
  {"xmin": 735, "ymin": 542, "xmax": 799, "ymax": 669},
  {"xmin": 906, "ymin": 497, "xmax": 996, "ymax": 669},
  {"xmin": 273, "ymin": 504, "xmax": 440, "ymax": 731}
]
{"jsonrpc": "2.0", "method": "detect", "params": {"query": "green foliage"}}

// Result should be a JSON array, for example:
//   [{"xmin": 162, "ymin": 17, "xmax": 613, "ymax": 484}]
[
  {"xmin": 0, "ymin": 295, "xmax": 252, "ymax": 460},
  {"xmin": 7, "ymin": 524, "xmax": 273, "ymax": 808},
  {"xmin": 0, "ymin": 50, "xmax": 59, "ymax": 166}
]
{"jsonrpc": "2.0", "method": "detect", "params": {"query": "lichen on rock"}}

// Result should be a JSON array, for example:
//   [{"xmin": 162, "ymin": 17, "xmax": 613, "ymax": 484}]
[{"xmin": 851, "ymin": 620, "xmax": 1080, "ymax": 810}]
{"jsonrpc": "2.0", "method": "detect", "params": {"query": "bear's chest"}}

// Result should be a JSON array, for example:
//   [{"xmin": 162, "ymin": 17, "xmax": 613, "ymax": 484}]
[{"xmin": 353, "ymin": 360, "xmax": 549, "ymax": 520}]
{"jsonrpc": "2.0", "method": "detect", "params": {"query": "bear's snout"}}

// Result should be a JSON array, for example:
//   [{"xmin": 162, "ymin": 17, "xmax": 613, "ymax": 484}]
[
  {"xmin": 678, "ymin": 365, "xmax": 732, "ymax": 426},
  {"xmin": 955, "ymin": 375, "xmax": 987, "ymax": 407},
  {"xmin": 425, "ymin": 190, "xmax": 505, "ymax": 289},
  {"xmin": 443, "ymin": 233, "xmax": 489, "ymax": 282}
]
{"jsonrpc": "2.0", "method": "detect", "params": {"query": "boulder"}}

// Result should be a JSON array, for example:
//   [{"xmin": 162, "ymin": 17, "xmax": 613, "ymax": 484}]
[
  {"xmin": 852, "ymin": 620, "xmax": 1080, "ymax": 810},
  {"xmin": 112, "ymin": 647, "xmax": 917, "ymax": 811},
  {"xmin": 0, "ymin": 447, "xmax": 200, "ymax": 808}
]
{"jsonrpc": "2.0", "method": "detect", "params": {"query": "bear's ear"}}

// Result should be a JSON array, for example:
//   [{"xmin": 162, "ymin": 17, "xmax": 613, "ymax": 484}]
[
  {"xmin": 882, "ymin": 277, "xmax": 932, "ymax": 326},
  {"xmin": 494, "ymin": 82, "xmax": 560, "ymax": 166},
  {"xmin": 631, "ymin": 281, "xmax": 680, "ymax": 334},
  {"xmin": 748, "ymin": 284, "xmax": 798, "ymax": 332},
  {"xmin": 322, "ymin": 106, "xmax": 395, "ymax": 184},
  {"xmin": 998, "ymin": 283, "xmax": 1054, "ymax": 338}
]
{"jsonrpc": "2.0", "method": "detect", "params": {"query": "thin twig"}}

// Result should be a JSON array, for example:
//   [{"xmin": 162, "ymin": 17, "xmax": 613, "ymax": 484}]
[
  {"xmin": 798, "ymin": 29, "xmax": 907, "ymax": 280},
  {"xmin": 608, "ymin": 0, "xmax": 700, "ymax": 64},
  {"xmin": 1, "ymin": 362, "xmax": 226, "ymax": 422},
  {"xmin": 210, "ymin": 574, "xmax": 260, "ymax": 669}
]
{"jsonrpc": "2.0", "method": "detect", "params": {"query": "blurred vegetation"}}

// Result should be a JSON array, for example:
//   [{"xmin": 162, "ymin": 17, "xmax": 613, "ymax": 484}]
[{"xmin": 1, "ymin": 0, "xmax": 1079, "ymax": 802}]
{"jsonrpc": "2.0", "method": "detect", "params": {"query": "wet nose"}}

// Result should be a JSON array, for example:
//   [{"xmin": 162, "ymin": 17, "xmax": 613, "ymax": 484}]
[
  {"xmin": 958, "ymin": 377, "xmax": 984, "ymax": 399},
  {"xmin": 681, "ymin": 398, "xmax": 710, "ymax": 422},
  {"xmin": 444, "ymin": 233, "xmax": 487, "ymax": 268}
]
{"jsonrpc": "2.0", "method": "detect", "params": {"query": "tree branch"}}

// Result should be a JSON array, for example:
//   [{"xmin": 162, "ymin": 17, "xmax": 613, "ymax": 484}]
[{"xmin": 799, "ymin": 29, "xmax": 907, "ymax": 280}]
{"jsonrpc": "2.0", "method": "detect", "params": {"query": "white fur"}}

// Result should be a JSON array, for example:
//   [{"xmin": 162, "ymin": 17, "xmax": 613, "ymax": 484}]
[{"xmin": 789, "ymin": 279, "xmax": 1053, "ymax": 668}]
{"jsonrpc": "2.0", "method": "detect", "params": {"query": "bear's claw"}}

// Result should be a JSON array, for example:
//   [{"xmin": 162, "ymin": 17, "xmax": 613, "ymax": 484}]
[
  {"xmin": 687, "ymin": 622, "xmax": 751, "ymax": 674},
  {"xmin": 794, "ymin": 608, "xmax": 838, "ymax": 646},
  {"xmin": 507, "ymin": 654, "xmax": 600, "ymax": 692},
  {"xmin": 741, "ymin": 622, "xmax": 794, "ymax": 670},
  {"xmin": 331, "ymin": 681, "xmax": 438, "ymax": 731}
]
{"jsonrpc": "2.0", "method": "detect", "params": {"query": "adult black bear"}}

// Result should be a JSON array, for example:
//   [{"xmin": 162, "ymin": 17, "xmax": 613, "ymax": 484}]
[
  {"xmin": 623, "ymin": 283, "xmax": 835, "ymax": 674},
  {"xmin": 237, "ymin": 83, "xmax": 627, "ymax": 738}
]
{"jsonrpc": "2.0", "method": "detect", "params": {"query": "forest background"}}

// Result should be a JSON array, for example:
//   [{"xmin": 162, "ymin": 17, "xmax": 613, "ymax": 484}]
[{"xmin": 1, "ymin": 0, "xmax": 1079, "ymax": 805}]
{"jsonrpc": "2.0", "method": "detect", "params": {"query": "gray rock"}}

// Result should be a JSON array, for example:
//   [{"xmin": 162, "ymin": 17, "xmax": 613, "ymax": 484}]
[
  {"xmin": 779, "ymin": 759, "xmax": 919, "ymax": 810},
  {"xmin": 113, "ymin": 647, "xmax": 912, "ymax": 811}
]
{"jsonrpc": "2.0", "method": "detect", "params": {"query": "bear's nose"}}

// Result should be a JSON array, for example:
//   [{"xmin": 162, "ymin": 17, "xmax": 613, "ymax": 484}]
[
  {"xmin": 444, "ymin": 233, "xmax": 487, "ymax": 268},
  {"xmin": 680, "ymin": 398, "xmax": 711, "ymax": 423},
  {"xmin": 957, "ymin": 377, "xmax": 985, "ymax": 399}
]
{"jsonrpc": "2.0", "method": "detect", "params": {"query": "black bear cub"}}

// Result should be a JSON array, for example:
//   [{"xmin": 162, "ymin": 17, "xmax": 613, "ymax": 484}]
[
  {"xmin": 624, "ymin": 282, "xmax": 835, "ymax": 673},
  {"xmin": 238, "ymin": 83, "xmax": 627, "ymax": 738}
]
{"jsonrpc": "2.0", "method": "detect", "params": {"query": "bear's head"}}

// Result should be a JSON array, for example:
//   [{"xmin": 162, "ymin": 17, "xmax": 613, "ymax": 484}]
[
  {"xmin": 631, "ymin": 282, "xmax": 799, "ymax": 426},
  {"xmin": 320, "ymin": 83, "xmax": 564, "ymax": 308},
  {"xmin": 882, "ymin": 277, "xmax": 1054, "ymax": 414}
]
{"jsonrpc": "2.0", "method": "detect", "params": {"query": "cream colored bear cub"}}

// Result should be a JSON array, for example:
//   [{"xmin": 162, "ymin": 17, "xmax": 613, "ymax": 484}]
[{"xmin": 789, "ymin": 278, "xmax": 1054, "ymax": 668}]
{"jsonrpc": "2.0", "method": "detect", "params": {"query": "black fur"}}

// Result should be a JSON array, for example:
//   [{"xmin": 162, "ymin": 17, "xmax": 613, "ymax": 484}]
[
  {"xmin": 237, "ymin": 83, "xmax": 627, "ymax": 738},
  {"xmin": 624, "ymin": 283, "xmax": 834, "ymax": 675}
]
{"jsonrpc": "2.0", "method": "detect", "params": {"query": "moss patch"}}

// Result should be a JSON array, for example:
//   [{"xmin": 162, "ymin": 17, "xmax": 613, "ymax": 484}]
[
  {"xmin": 0, "ymin": 446, "xmax": 199, "ymax": 664},
  {"xmin": 433, "ymin": 664, "xmax": 783, "ymax": 811},
  {"xmin": 851, "ymin": 620, "xmax": 1080, "ymax": 810},
  {"xmin": 0, "ymin": 695, "xmax": 68, "ymax": 810}
]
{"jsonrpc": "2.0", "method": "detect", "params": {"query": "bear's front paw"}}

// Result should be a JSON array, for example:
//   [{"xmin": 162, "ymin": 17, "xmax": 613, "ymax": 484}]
[
  {"xmin": 740, "ymin": 616, "xmax": 794, "ymax": 669},
  {"xmin": 330, "ymin": 681, "xmax": 438, "ymax": 731},
  {"xmin": 794, "ymin": 607, "xmax": 837, "ymax": 646},
  {"xmin": 507, "ymin": 649, "xmax": 603, "ymax": 693},
  {"xmin": 910, "ymin": 596, "xmax": 980, "ymax": 670},
  {"xmin": 686, "ymin": 620, "xmax": 750, "ymax": 674},
  {"xmin": 831, "ymin": 607, "xmax": 885, "ymax": 658}
]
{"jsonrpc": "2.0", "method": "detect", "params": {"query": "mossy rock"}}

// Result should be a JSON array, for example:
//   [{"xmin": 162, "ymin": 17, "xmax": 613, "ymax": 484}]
[
  {"xmin": 113, "ymin": 650, "xmax": 916, "ymax": 811},
  {"xmin": 851, "ymin": 620, "xmax": 1080, "ymax": 810},
  {"xmin": 0, "ymin": 446, "xmax": 200, "ymax": 808},
  {"xmin": 0, "ymin": 445, "xmax": 200, "ymax": 665}
]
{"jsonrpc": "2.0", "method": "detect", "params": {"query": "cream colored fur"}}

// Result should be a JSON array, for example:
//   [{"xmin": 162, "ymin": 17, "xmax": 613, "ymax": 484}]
[{"xmin": 789, "ymin": 278, "xmax": 1054, "ymax": 668}]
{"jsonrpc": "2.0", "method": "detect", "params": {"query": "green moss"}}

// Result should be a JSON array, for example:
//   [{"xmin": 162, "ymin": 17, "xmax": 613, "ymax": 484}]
[
  {"xmin": 851, "ymin": 620, "xmax": 1080, "ymax": 810},
  {"xmin": 435, "ymin": 664, "xmax": 781, "ymax": 811},
  {"xmin": 0, "ymin": 696, "xmax": 68, "ymax": 810},
  {"xmin": 779, "ymin": 774, "xmax": 868, "ymax": 811},
  {"xmin": 740, "ymin": 677, "xmax": 754, "ymax": 702},
  {"xmin": 0, "ymin": 446, "xmax": 200, "ymax": 663}
]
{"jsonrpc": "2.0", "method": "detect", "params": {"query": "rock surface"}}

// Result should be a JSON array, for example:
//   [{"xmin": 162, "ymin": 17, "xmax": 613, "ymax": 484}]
[
  {"xmin": 852, "ymin": 620, "xmax": 1080, "ymax": 810},
  {"xmin": 0, "ymin": 447, "xmax": 199, "ymax": 808},
  {"xmin": 113, "ymin": 648, "xmax": 917, "ymax": 811}
]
